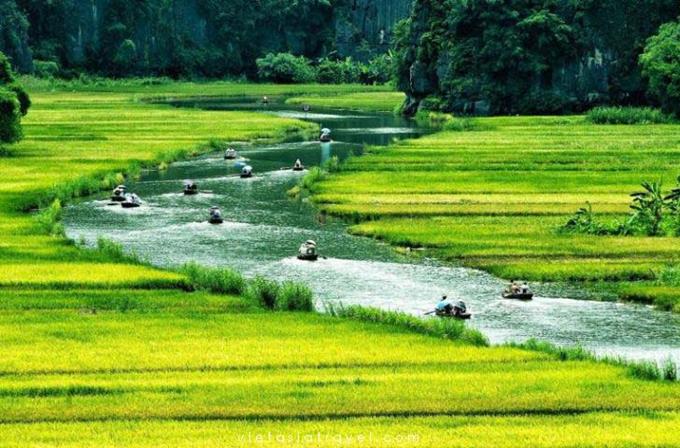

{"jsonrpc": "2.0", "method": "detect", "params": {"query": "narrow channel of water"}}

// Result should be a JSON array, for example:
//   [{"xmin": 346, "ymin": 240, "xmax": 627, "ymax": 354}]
[{"xmin": 63, "ymin": 99, "xmax": 680, "ymax": 365}]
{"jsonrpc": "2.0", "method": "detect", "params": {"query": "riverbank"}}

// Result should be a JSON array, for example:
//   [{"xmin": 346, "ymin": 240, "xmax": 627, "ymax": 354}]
[
  {"xmin": 1, "ymin": 81, "xmax": 679, "ymax": 445},
  {"xmin": 309, "ymin": 112, "xmax": 680, "ymax": 312}
]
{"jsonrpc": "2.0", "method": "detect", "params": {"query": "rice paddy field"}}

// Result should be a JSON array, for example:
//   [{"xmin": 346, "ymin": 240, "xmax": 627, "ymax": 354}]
[
  {"xmin": 312, "ymin": 114, "xmax": 680, "ymax": 312},
  {"xmin": 1, "ymin": 80, "xmax": 679, "ymax": 445}
]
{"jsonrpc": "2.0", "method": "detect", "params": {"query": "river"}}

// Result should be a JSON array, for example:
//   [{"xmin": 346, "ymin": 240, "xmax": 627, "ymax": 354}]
[{"xmin": 63, "ymin": 97, "xmax": 680, "ymax": 365}]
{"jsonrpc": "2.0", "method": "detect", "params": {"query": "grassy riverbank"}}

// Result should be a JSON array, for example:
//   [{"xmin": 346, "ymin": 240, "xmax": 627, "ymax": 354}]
[
  {"xmin": 312, "ymin": 114, "xmax": 680, "ymax": 312},
  {"xmin": 1, "ymin": 81, "xmax": 679, "ymax": 445}
]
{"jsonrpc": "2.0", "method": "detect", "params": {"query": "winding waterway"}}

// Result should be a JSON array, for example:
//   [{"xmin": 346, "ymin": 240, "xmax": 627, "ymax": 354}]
[{"xmin": 63, "ymin": 98, "xmax": 680, "ymax": 365}]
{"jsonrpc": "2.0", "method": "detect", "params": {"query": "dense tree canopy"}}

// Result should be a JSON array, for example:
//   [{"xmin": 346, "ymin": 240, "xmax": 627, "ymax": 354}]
[
  {"xmin": 640, "ymin": 20, "xmax": 680, "ymax": 117},
  {"xmin": 0, "ymin": 51, "xmax": 30, "ymax": 143},
  {"xmin": 395, "ymin": 0, "xmax": 680, "ymax": 115}
]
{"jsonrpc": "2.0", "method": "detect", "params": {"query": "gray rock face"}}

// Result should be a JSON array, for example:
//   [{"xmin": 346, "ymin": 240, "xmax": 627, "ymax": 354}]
[
  {"xmin": 335, "ymin": 0, "xmax": 413, "ymax": 60},
  {"xmin": 1, "ymin": 0, "xmax": 414, "ymax": 73}
]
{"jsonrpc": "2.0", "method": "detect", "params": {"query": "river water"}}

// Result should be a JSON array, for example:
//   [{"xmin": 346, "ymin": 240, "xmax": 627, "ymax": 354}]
[{"xmin": 63, "ymin": 98, "xmax": 680, "ymax": 365}]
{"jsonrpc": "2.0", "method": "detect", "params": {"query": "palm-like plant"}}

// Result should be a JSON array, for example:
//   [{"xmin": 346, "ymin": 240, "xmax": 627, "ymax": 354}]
[
  {"xmin": 664, "ymin": 176, "xmax": 680, "ymax": 236},
  {"xmin": 629, "ymin": 181, "xmax": 665, "ymax": 236}
]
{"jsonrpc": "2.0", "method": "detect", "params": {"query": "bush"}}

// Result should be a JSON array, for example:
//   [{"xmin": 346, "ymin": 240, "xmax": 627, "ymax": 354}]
[
  {"xmin": 35, "ymin": 199, "xmax": 63, "ymax": 236},
  {"xmin": 640, "ymin": 21, "xmax": 680, "ymax": 117},
  {"xmin": 0, "ymin": 88, "xmax": 22, "ymax": 143},
  {"xmin": 245, "ymin": 276, "xmax": 280, "ymax": 309},
  {"xmin": 361, "ymin": 53, "xmax": 394, "ymax": 85},
  {"xmin": 586, "ymin": 106, "xmax": 672, "ymax": 124},
  {"xmin": 277, "ymin": 281, "xmax": 315, "ymax": 311},
  {"xmin": 256, "ymin": 53, "xmax": 316, "ymax": 84},
  {"xmin": 33, "ymin": 60, "xmax": 60, "ymax": 78},
  {"xmin": 182, "ymin": 262, "xmax": 245, "ymax": 295}
]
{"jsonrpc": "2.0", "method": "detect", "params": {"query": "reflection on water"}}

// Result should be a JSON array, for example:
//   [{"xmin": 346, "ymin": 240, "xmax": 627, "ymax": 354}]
[{"xmin": 64, "ymin": 103, "xmax": 680, "ymax": 365}]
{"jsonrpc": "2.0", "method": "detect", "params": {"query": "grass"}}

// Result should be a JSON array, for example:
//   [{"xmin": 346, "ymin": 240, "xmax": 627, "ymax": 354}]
[
  {"xmin": 1, "ymin": 81, "xmax": 679, "ymax": 444},
  {"xmin": 312, "ymin": 115, "xmax": 680, "ymax": 309},
  {"xmin": 286, "ymin": 91, "xmax": 406, "ymax": 112}
]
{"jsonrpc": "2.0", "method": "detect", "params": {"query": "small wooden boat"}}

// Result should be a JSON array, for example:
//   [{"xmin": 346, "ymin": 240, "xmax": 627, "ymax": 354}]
[
  {"xmin": 224, "ymin": 148, "xmax": 238, "ymax": 160},
  {"xmin": 110, "ymin": 185, "xmax": 127, "ymax": 202},
  {"xmin": 436, "ymin": 309, "xmax": 472, "ymax": 320},
  {"xmin": 297, "ymin": 240, "xmax": 318, "ymax": 261},
  {"xmin": 121, "ymin": 193, "xmax": 141, "ymax": 208},
  {"xmin": 240, "ymin": 165, "xmax": 253, "ymax": 178},
  {"xmin": 183, "ymin": 181, "xmax": 199, "ymax": 195},
  {"xmin": 208, "ymin": 206, "xmax": 223, "ymax": 224},
  {"xmin": 431, "ymin": 300, "xmax": 471, "ymax": 320},
  {"xmin": 502, "ymin": 291, "xmax": 534, "ymax": 300},
  {"xmin": 319, "ymin": 128, "xmax": 332, "ymax": 142}
]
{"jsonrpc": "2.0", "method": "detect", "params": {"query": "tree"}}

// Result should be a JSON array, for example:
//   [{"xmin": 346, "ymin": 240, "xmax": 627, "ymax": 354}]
[
  {"xmin": 640, "ymin": 20, "xmax": 680, "ymax": 117},
  {"xmin": 0, "ymin": 51, "xmax": 30, "ymax": 144}
]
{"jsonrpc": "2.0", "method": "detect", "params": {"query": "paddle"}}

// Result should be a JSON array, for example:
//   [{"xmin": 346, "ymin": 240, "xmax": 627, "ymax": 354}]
[{"xmin": 423, "ymin": 310, "xmax": 436, "ymax": 316}]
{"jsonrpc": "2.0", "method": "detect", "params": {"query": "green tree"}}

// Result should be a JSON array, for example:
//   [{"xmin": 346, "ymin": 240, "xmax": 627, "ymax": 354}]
[
  {"xmin": 640, "ymin": 20, "xmax": 680, "ymax": 117},
  {"xmin": 0, "ymin": 51, "xmax": 30, "ymax": 144}
]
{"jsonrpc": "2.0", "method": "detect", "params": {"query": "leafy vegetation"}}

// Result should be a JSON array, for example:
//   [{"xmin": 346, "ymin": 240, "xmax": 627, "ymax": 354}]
[
  {"xmin": 258, "ymin": 52, "xmax": 395, "ymax": 85},
  {"xmin": 562, "ymin": 179, "xmax": 680, "ymax": 237},
  {"xmin": 394, "ymin": 0, "xmax": 680, "ymax": 115},
  {"xmin": 587, "ymin": 106, "xmax": 674, "ymax": 124},
  {"xmin": 640, "ymin": 20, "xmax": 680, "ymax": 117},
  {"xmin": 0, "ymin": 52, "xmax": 29, "ymax": 143}
]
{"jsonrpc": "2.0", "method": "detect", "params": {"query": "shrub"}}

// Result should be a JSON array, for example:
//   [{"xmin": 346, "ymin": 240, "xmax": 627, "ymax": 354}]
[
  {"xmin": 182, "ymin": 262, "xmax": 245, "ymax": 295},
  {"xmin": 33, "ymin": 60, "xmax": 60, "ymax": 78},
  {"xmin": 277, "ymin": 281, "xmax": 314, "ymax": 311},
  {"xmin": 35, "ymin": 199, "xmax": 64, "ymax": 236},
  {"xmin": 586, "ymin": 106, "xmax": 672, "ymax": 124},
  {"xmin": 640, "ymin": 20, "xmax": 680, "ymax": 117},
  {"xmin": 361, "ymin": 53, "xmax": 394, "ymax": 85},
  {"xmin": 245, "ymin": 276, "xmax": 280, "ymax": 309},
  {"xmin": 0, "ymin": 88, "xmax": 22, "ymax": 143},
  {"xmin": 256, "ymin": 53, "xmax": 316, "ymax": 84}
]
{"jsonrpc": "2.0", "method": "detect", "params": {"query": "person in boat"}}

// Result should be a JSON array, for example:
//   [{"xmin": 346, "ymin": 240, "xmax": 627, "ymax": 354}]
[
  {"xmin": 453, "ymin": 300, "xmax": 467, "ymax": 316},
  {"xmin": 111, "ymin": 185, "xmax": 127, "ymax": 201},
  {"xmin": 435, "ymin": 295, "xmax": 454, "ymax": 315},
  {"xmin": 293, "ymin": 159, "xmax": 304, "ymax": 171},
  {"xmin": 521, "ymin": 282, "xmax": 530, "ymax": 294},
  {"xmin": 241, "ymin": 165, "xmax": 253, "ymax": 178},
  {"xmin": 298, "ymin": 240, "xmax": 318, "ymax": 260},
  {"xmin": 262, "ymin": 96, "xmax": 269, "ymax": 105},
  {"xmin": 224, "ymin": 148, "xmax": 238, "ymax": 160},
  {"xmin": 209, "ymin": 206, "xmax": 223, "ymax": 222},
  {"xmin": 183, "ymin": 180, "xmax": 198, "ymax": 194},
  {"xmin": 508, "ymin": 280, "xmax": 520, "ymax": 294},
  {"xmin": 319, "ymin": 128, "xmax": 332, "ymax": 142}
]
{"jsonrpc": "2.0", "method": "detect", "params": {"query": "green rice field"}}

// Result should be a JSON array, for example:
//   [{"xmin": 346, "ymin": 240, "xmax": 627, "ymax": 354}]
[
  {"xmin": 1, "ymin": 81, "xmax": 679, "ymax": 445},
  {"xmin": 312, "ymin": 114, "xmax": 680, "ymax": 311}
]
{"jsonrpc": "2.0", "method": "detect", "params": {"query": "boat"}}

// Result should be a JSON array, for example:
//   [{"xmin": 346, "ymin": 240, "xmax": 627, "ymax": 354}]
[
  {"xmin": 502, "ymin": 291, "xmax": 534, "ymax": 300},
  {"xmin": 297, "ymin": 240, "xmax": 319, "ymax": 261},
  {"xmin": 319, "ymin": 128, "xmax": 332, "ymax": 142},
  {"xmin": 224, "ymin": 148, "xmax": 238, "ymax": 160},
  {"xmin": 208, "ymin": 206, "xmax": 223, "ymax": 224},
  {"xmin": 303, "ymin": 104, "xmax": 311, "ymax": 112},
  {"xmin": 121, "ymin": 193, "xmax": 141, "ymax": 208},
  {"xmin": 110, "ymin": 185, "xmax": 127, "ymax": 202},
  {"xmin": 433, "ymin": 300, "xmax": 471, "ymax": 320},
  {"xmin": 240, "ymin": 165, "xmax": 253, "ymax": 178},
  {"xmin": 183, "ymin": 180, "xmax": 199, "ymax": 195},
  {"xmin": 292, "ymin": 158, "xmax": 305, "ymax": 171}
]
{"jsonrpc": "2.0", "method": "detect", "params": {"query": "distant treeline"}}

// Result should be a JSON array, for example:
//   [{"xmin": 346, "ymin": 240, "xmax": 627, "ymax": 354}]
[{"xmin": 394, "ymin": 0, "xmax": 680, "ymax": 115}]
